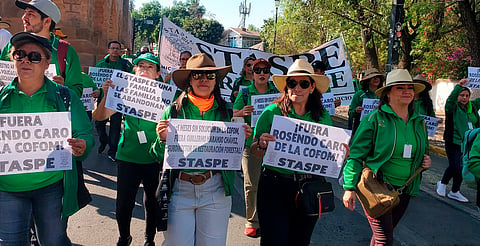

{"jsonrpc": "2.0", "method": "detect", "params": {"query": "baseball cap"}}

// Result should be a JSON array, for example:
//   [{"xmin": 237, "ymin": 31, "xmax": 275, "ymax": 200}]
[
  {"xmin": 133, "ymin": 53, "xmax": 160, "ymax": 66},
  {"xmin": 253, "ymin": 58, "xmax": 271, "ymax": 68},
  {"xmin": 11, "ymin": 32, "xmax": 52, "ymax": 52},
  {"xmin": 16, "ymin": 0, "xmax": 61, "ymax": 24}
]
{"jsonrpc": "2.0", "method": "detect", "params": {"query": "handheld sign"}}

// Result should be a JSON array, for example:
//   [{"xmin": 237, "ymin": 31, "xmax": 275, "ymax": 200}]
[
  {"xmin": 360, "ymin": 98, "xmax": 379, "ymax": 120},
  {"xmin": 467, "ymin": 67, "xmax": 480, "ymax": 89},
  {"xmin": 421, "ymin": 115, "xmax": 439, "ymax": 137},
  {"xmin": 164, "ymin": 119, "xmax": 245, "ymax": 170},
  {"xmin": 251, "ymin": 93, "xmax": 281, "ymax": 127},
  {"xmin": 263, "ymin": 115, "xmax": 351, "ymax": 178},
  {"xmin": 0, "ymin": 61, "xmax": 57, "ymax": 86},
  {"xmin": 0, "ymin": 112, "xmax": 72, "ymax": 175},
  {"xmin": 321, "ymin": 92, "xmax": 335, "ymax": 115},
  {"xmin": 105, "ymin": 70, "xmax": 175, "ymax": 122},
  {"xmin": 81, "ymin": 88, "xmax": 94, "ymax": 111},
  {"xmin": 88, "ymin": 67, "xmax": 115, "ymax": 88}
]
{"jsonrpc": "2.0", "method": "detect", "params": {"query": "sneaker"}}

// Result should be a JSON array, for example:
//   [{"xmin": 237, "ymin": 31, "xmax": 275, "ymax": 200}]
[
  {"xmin": 117, "ymin": 235, "xmax": 132, "ymax": 246},
  {"xmin": 108, "ymin": 154, "xmax": 117, "ymax": 162},
  {"xmin": 98, "ymin": 143, "xmax": 106, "ymax": 154},
  {"xmin": 447, "ymin": 191, "xmax": 469, "ymax": 203},
  {"xmin": 244, "ymin": 227, "xmax": 260, "ymax": 238},
  {"xmin": 436, "ymin": 181, "xmax": 446, "ymax": 197}
]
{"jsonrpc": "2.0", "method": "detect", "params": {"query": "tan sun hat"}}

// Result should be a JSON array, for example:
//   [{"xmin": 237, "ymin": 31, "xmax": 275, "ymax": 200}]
[
  {"xmin": 172, "ymin": 53, "xmax": 231, "ymax": 91},
  {"xmin": 375, "ymin": 69, "xmax": 425, "ymax": 97},
  {"xmin": 0, "ymin": 21, "xmax": 10, "ymax": 29},
  {"xmin": 412, "ymin": 74, "xmax": 432, "ymax": 91},
  {"xmin": 272, "ymin": 59, "xmax": 330, "ymax": 93},
  {"xmin": 361, "ymin": 68, "xmax": 384, "ymax": 82}
]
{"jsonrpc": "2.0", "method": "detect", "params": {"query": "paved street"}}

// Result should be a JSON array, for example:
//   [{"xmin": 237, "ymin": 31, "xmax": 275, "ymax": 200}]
[{"xmin": 67, "ymin": 120, "xmax": 480, "ymax": 246}]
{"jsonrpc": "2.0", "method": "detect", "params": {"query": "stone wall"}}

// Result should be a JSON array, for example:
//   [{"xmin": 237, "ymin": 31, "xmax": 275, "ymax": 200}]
[{"xmin": 0, "ymin": 0, "xmax": 132, "ymax": 71}]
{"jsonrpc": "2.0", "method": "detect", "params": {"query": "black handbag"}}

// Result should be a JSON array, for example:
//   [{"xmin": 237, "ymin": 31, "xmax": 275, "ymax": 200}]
[{"xmin": 298, "ymin": 180, "xmax": 335, "ymax": 218}]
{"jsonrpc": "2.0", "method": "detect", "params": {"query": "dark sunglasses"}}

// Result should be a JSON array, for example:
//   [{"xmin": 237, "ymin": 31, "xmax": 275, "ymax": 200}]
[
  {"xmin": 253, "ymin": 67, "xmax": 270, "ymax": 74},
  {"xmin": 191, "ymin": 71, "xmax": 216, "ymax": 80},
  {"xmin": 286, "ymin": 79, "xmax": 312, "ymax": 89},
  {"xmin": 12, "ymin": 50, "xmax": 45, "ymax": 63}
]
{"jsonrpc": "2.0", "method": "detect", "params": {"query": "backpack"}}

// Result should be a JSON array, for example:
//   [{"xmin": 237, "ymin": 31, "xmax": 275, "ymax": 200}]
[
  {"xmin": 56, "ymin": 39, "xmax": 70, "ymax": 79},
  {"xmin": 461, "ymin": 128, "xmax": 480, "ymax": 180}
]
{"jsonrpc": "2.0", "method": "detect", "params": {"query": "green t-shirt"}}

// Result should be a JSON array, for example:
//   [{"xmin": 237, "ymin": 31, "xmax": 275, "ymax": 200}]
[
  {"xmin": 116, "ymin": 115, "xmax": 158, "ymax": 164},
  {"xmin": 230, "ymin": 74, "xmax": 253, "ymax": 102},
  {"xmin": 254, "ymin": 103, "xmax": 332, "ymax": 175}
]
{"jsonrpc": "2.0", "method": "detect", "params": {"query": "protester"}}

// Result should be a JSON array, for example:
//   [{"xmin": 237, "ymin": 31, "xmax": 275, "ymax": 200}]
[
  {"xmin": 347, "ymin": 68, "xmax": 384, "ymax": 134},
  {"xmin": 343, "ymin": 69, "xmax": 431, "ymax": 246},
  {"xmin": 80, "ymin": 72, "xmax": 100, "ymax": 121},
  {"xmin": 93, "ymin": 53, "xmax": 163, "ymax": 246},
  {"xmin": 136, "ymin": 46, "xmax": 151, "ymax": 56},
  {"xmin": 0, "ymin": 15, "xmax": 12, "ymax": 50},
  {"xmin": 232, "ymin": 58, "xmax": 279, "ymax": 238},
  {"xmin": 1, "ymin": 0, "xmax": 84, "ymax": 97},
  {"xmin": 465, "ymin": 132, "xmax": 480, "ymax": 215},
  {"xmin": 253, "ymin": 59, "xmax": 332, "ymax": 245},
  {"xmin": 312, "ymin": 60, "xmax": 341, "ymax": 108},
  {"xmin": 164, "ymin": 50, "xmax": 192, "ymax": 83},
  {"xmin": 152, "ymin": 53, "xmax": 252, "ymax": 246},
  {"xmin": 437, "ymin": 78, "xmax": 480, "ymax": 202},
  {"xmin": 94, "ymin": 40, "xmax": 133, "ymax": 162},
  {"xmin": 230, "ymin": 56, "xmax": 255, "ymax": 103},
  {"xmin": 122, "ymin": 47, "xmax": 136, "ymax": 60},
  {"xmin": 0, "ymin": 32, "xmax": 94, "ymax": 245},
  {"xmin": 412, "ymin": 75, "xmax": 442, "ymax": 123}
]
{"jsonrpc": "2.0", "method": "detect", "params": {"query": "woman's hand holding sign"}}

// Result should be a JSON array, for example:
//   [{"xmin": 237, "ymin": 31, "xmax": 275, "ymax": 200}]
[
  {"xmin": 259, "ymin": 133, "xmax": 276, "ymax": 149},
  {"xmin": 156, "ymin": 120, "xmax": 169, "ymax": 141},
  {"xmin": 102, "ymin": 79, "xmax": 114, "ymax": 94},
  {"xmin": 243, "ymin": 124, "xmax": 252, "ymax": 139}
]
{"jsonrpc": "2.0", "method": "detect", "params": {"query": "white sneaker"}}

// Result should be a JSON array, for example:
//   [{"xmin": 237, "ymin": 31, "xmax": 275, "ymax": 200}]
[
  {"xmin": 447, "ymin": 191, "xmax": 469, "ymax": 203},
  {"xmin": 436, "ymin": 181, "xmax": 446, "ymax": 197}
]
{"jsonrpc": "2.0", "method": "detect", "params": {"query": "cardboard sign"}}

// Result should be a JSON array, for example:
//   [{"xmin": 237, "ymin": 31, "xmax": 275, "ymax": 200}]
[
  {"xmin": 322, "ymin": 92, "xmax": 335, "ymax": 115},
  {"xmin": 250, "ymin": 93, "xmax": 281, "ymax": 127},
  {"xmin": 81, "ymin": 88, "xmax": 94, "ymax": 111},
  {"xmin": 360, "ymin": 98, "xmax": 380, "ymax": 120},
  {"xmin": 88, "ymin": 67, "xmax": 115, "ymax": 88},
  {"xmin": 467, "ymin": 67, "xmax": 480, "ymax": 89},
  {"xmin": 421, "ymin": 115, "xmax": 439, "ymax": 137}
]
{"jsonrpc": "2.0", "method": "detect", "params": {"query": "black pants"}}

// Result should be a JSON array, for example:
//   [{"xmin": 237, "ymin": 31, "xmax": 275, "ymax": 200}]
[
  {"xmin": 442, "ymin": 142, "xmax": 463, "ymax": 192},
  {"xmin": 116, "ymin": 160, "xmax": 160, "ymax": 240},
  {"xmin": 95, "ymin": 112, "xmax": 122, "ymax": 156},
  {"xmin": 257, "ymin": 169, "xmax": 318, "ymax": 246},
  {"xmin": 477, "ymin": 178, "xmax": 480, "ymax": 208}
]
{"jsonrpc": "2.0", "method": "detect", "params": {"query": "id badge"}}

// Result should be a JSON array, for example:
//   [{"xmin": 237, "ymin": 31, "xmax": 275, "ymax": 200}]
[
  {"xmin": 137, "ymin": 131, "xmax": 147, "ymax": 144},
  {"xmin": 403, "ymin": 144, "xmax": 412, "ymax": 158},
  {"xmin": 468, "ymin": 122, "xmax": 473, "ymax": 130}
]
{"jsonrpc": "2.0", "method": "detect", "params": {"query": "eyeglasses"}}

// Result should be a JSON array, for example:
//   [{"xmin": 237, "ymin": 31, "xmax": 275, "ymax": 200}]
[
  {"xmin": 253, "ymin": 67, "xmax": 270, "ymax": 74},
  {"xmin": 286, "ymin": 79, "xmax": 312, "ymax": 89},
  {"xmin": 109, "ymin": 47, "xmax": 121, "ymax": 50},
  {"xmin": 12, "ymin": 50, "xmax": 45, "ymax": 63},
  {"xmin": 191, "ymin": 71, "xmax": 216, "ymax": 80}
]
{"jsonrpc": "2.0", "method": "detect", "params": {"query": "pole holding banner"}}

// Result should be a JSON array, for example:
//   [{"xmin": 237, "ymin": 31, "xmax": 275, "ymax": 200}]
[{"xmin": 386, "ymin": 0, "xmax": 405, "ymax": 73}]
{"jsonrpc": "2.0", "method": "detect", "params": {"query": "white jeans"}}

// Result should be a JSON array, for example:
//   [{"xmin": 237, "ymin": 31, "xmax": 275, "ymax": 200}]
[{"xmin": 162, "ymin": 173, "xmax": 232, "ymax": 246}]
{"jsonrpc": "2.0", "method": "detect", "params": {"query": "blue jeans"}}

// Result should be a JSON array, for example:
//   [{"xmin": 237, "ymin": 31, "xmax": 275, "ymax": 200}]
[{"xmin": 0, "ymin": 181, "xmax": 71, "ymax": 246}]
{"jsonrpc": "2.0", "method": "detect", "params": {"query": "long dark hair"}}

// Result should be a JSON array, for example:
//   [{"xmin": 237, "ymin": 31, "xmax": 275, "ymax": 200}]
[
  {"xmin": 273, "ymin": 76, "xmax": 325, "ymax": 122},
  {"xmin": 173, "ymin": 74, "xmax": 229, "ymax": 121},
  {"xmin": 240, "ymin": 57, "xmax": 255, "ymax": 76},
  {"xmin": 360, "ymin": 76, "xmax": 383, "ymax": 91},
  {"xmin": 418, "ymin": 89, "xmax": 434, "ymax": 116},
  {"xmin": 378, "ymin": 86, "xmax": 415, "ymax": 115}
]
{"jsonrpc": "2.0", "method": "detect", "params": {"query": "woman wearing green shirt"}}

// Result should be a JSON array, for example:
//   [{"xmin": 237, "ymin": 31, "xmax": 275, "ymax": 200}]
[
  {"xmin": 343, "ymin": 69, "xmax": 431, "ymax": 246},
  {"xmin": 253, "ymin": 59, "xmax": 331, "ymax": 246},
  {"xmin": 93, "ymin": 53, "xmax": 163, "ymax": 246},
  {"xmin": 230, "ymin": 56, "xmax": 254, "ymax": 103}
]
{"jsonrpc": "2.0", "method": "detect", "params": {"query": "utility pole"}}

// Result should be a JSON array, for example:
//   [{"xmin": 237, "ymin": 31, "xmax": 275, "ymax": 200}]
[{"xmin": 386, "ymin": 0, "xmax": 405, "ymax": 72}]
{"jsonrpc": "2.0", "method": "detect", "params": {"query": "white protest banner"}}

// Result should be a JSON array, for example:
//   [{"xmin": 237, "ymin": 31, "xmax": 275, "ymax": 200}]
[
  {"xmin": 467, "ymin": 67, "xmax": 480, "ymax": 89},
  {"xmin": 88, "ymin": 67, "xmax": 115, "ymax": 88},
  {"xmin": 322, "ymin": 92, "xmax": 335, "ymax": 115},
  {"xmin": 421, "ymin": 115, "xmax": 439, "ymax": 137},
  {"xmin": 105, "ymin": 70, "xmax": 175, "ymax": 122},
  {"xmin": 81, "ymin": 88, "xmax": 94, "ymax": 111},
  {"xmin": 159, "ymin": 16, "xmax": 355, "ymax": 104},
  {"xmin": 251, "ymin": 93, "xmax": 281, "ymax": 127},
  {"xmin": 263, "ymin": 115, "xmax": 351, "ymax": 178},
  {"xmin": 164, "ymin": 119, "xmax": 245, "ymax": 170},
  {"xmin": 0, "ymin": 62, "xmax": 56, "ymax": 86},
  {"xmin": 0, "ymin": 112, "xmax": 72, "ymax": 175},
  {"xmin": 360, "ymin": 98, "xmax": 380, "ymax": 120}
]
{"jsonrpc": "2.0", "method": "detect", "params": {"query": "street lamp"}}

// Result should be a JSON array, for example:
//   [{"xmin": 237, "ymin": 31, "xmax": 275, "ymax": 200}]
[{"xmin": 273, "ymin": 0, "xmax": 280, "ymax": 53}]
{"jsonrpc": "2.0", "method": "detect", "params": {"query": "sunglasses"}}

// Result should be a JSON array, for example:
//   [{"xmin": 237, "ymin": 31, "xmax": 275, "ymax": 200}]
[
  {"xmin": 12, "ymin": 50, "xmax": 45, "ymax": 63},
  {"xmin": 191, "ymin": 71, "xmax": 216, "ymax": 80},
  {"xmin": 253, "ymin": 67, "xmax": 270, "ymax": 74},
  {"xmin": 286, "ymin": 79, "xmax": 312, "ymax": 89}
]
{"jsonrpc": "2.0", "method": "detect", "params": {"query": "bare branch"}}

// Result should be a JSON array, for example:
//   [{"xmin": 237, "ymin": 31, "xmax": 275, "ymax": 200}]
[{"xmin": 329, "ymin": 11, "xmax": 388, "ymax": 38}]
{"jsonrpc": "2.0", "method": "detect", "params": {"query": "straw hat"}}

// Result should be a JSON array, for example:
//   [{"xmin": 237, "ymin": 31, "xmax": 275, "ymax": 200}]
[
  {"xmin": 0, "ymin": 21, "xmax": 9, "ymax": 29},
  {"xmin": 375, "ymin": 69, "xmax": 425, "ymax": 97},
  {"xmin": 272, "ymin": 59, "xmax": 330, "ymax": 94},
  {"xmin": 172, "ymin": 53, "xmax": 231, "ymax": 91},
  {"xmin": 412, "ymin": 74, "xmax": 432, "ymax": 91},
  {"xmin": 361, "ymin": 68, "xmax": 384, "ymax": 82}
]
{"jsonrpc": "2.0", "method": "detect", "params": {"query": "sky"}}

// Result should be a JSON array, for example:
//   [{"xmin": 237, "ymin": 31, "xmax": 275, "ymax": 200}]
[{"xmin": 133, "ymin": 0, "xmax": 277, "ymax": 29}]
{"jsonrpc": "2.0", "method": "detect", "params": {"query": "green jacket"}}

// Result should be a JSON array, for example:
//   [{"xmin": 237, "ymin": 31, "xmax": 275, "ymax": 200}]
[
  {"xmin": 1, "ymin": 33, "xmax": 84, "ymax": 97},
  {"xmin": 342, "ymin": 104, "xmax": 428, "ymax": 195},
  {"xmin": 95, "ymin": 55, "xmax": 133, "ymax": 73},
  {"xmin": 348, "ymin": 88, "xmax": 377, "ymax": 119},
  {"xmin": 150, "ymin": 97, "xmax": 235, "ymax": 196},
  {"xmin": 230, "ymin": 74, "xmax": 253, "ymax": 102},
  {"xmin": 80, "ymin": 72, "xmax": 99, "ymax": 91},
  {"xmin": 254, "ymin": 102, "xmax": 333, "ymax": 175},
  {"xmin": 117, "ymin": 115, "xmax": 159, "ymax": 164},
  {"xmin": 444, "ymin": 85, "xmax": 480, "ymax": 145},
  {"xmin": 0, "ymin": 77, "xmax": 94, "ymax": 218},
  {"xmin": 467, "ymin": 133, "xmax": 480, "ymax": 178},
  {"xmin": 414, "ymin": 99, "xmax": 435, "ymax": 117}
]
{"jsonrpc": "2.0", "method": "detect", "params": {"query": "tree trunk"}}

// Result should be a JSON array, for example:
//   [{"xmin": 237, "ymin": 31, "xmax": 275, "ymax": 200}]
[
  {"xmin": 458, "ymin": 0, "xmax": 480, "ymax": 66},
  {"xmin": 357, "ymin": 6, "xmax": 380, "ymax": 69},
  {"xmin": 398, "ymin": 26, "xmax": 415, "ymax": 70}
]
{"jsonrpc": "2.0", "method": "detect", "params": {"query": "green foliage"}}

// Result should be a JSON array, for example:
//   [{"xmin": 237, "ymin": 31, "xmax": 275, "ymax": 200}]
[{"xmin": 183, "ymin": 18, "xmax": 224, "ymax": 44}]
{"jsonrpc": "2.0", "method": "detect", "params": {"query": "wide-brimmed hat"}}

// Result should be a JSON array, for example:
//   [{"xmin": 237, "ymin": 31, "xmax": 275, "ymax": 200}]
[
  {"xmin": 0, "ymin": 21, "xmax": 10, "ymax": 29},
  {"xmin": 11, "ymin": 32, "xmax": 52, "ymax": 52},
  {"xmin": 272, "ymin": 59, "xmax": 330, "ymax": 94},
  {"xmin": 375, "ymin": 69, "xmax": 425, "ymax": 96},
  {"xmin": 413, "ymin": 74, "xmax": 432, "ymax": 91},
  {"xmin": 361, "ymin": 68, "xmax": 384, "ymax": 82},
  {"xmin": 16, "ymin": 0, "xmax": 61, "ymax": 24},
  {"xmin": 133, "ymin": 53, "xmax": 160, "ymax": 66},
  {"xmin": 172, "ymin": 53, "xmax": 231, "ymax": 91}
]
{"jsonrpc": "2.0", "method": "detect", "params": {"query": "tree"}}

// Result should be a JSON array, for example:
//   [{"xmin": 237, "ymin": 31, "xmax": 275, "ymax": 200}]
[{"xmin": 457, "ymin": 0, "xmax": 480, "ymax": 67}]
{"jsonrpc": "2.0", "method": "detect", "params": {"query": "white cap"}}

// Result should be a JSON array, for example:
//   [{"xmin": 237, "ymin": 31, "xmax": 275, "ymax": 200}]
[{"xmin": 16, "ymin": 0, "xmax": 61, "ymax": 24}]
